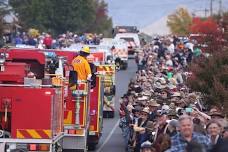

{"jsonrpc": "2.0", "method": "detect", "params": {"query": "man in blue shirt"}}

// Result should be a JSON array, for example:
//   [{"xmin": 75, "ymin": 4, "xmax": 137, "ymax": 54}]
[{"xmin": 166, "ymin": 115, "xmax": 211, "ymax": 152}]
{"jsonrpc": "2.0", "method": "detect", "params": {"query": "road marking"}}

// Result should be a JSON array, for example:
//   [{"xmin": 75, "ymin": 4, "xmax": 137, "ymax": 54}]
[{"xmin": 97, "ymin": 119, "xmax": 120, "ymax": 152}]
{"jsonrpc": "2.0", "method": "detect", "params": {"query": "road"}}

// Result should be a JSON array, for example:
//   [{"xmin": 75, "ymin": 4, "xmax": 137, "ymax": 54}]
[{"xmin": 91, "ymin": 59, "xmax": 137, "ymax": 152}]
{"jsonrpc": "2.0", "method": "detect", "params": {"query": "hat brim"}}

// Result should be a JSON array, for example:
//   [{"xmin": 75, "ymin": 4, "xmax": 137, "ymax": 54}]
[
  {"xmin": 209, "ymin": 113, "xmax": 224, "ymax": 118},
  {"xmin": 141, "ymin": 110, "xmax": 149, "ymax": 114},
  {"xmin": 149, "ymin": 104, "xmax": 160, "ymax": 107},
  {"xmin": 141, "ymin": 145, "xmax": 152, "ymax": 149}
]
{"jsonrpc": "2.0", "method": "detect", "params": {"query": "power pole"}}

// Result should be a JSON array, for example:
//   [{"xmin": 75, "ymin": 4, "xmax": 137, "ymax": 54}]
[
  {"xmin": 219, "ymin": 0, "xmax": 222, "ymax": 16},
  {"xmin": 210, "ymin": 0, "xmax": 213, "ymax": 16}
]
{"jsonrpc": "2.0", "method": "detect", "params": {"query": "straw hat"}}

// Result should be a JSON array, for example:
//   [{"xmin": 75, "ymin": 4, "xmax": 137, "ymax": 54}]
[
  {"xmin": 141, "ymin": 107, "xmax": 150, "ymax": 114},
  {"xmin": 148, "ymin": 100, "xmax": 160, "ymax": 107}
]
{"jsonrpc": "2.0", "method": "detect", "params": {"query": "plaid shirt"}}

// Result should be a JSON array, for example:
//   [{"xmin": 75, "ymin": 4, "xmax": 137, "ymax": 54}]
[{"xmin": 167, "ymin": 132, "xmax": 211, "ymax": 152}]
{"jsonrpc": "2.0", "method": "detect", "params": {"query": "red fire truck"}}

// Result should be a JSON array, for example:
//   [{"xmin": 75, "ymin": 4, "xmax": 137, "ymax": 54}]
[
  {"xmin": 0, "ymin": 48, "xmax": 65, "ymax": 151},
  {"xmin": 87, "ymin": 48, "xmax": 116, "ymax": 118},
  {"xmin": 0, "ymin": 47, "xmax": 105, "ymax": 151},
  {"xmin": 97, "ymin": 65, "xmax": 116, "ymax": 118}
]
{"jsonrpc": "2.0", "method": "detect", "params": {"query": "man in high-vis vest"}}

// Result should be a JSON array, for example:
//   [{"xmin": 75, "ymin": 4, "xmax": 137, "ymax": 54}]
[{"xmin": 72, "ymin": 46, "xmax": 92, "ymax": 81}]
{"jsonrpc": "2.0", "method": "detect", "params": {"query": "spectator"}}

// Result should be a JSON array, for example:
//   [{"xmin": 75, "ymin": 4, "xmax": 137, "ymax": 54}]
[
  {"xmin": 148, "ymin": 100, "xmax": 160, "ymax": 121},
  {"xmin": 206, "ymin": 120, "xmax": 223, "ymax": 145},
  {"xmin": 222, "ymin": 126, "xmax": 228, "ymax": 139},
  {"xmin": 14, "ymin": 34, "xmax": 23, "ymax": 45},
  {"xmin": 168, "ymin": 115, "xmax": 211, "ymax": 151},
  {"xmin": 43, "ymin": 33, "xmax": 53, "ymax": 49},
  {"xmin": 140, "ymin": 140, "xmax": 155, "ymax": 152}
]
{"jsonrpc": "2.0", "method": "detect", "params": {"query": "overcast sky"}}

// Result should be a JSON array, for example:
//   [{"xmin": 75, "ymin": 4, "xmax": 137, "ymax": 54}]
[{"xmin": 105, "ymin": 0, "xmax": 228, "ymax": 28}]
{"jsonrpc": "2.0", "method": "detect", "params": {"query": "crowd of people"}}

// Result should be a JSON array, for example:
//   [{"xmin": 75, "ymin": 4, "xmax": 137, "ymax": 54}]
[
  {"xmin": 119, "ymin": 36, "xmax": 228, "ymax": 152},
  {"xmin": 11, "ymin": 31, "xmax": 103, "ymax": 49}
]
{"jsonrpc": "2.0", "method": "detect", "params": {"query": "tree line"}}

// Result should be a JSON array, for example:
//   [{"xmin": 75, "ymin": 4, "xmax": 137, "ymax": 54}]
[{"xmin": 1, "ymin": 0, "xmax": 112, "ymax": 37}]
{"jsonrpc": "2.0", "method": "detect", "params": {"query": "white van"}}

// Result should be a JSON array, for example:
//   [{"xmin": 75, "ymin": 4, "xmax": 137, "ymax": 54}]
[{"xmin": 114, "ymin": 33, "xmax": 141, "ymax": 54}]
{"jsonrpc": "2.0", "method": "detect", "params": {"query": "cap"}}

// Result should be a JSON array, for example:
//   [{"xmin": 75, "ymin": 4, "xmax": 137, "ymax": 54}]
[
  {"xmin": 162, "ymin": 104, "xmax": 170, "ymax": 112},
  {"xmin": 141, "ymin": 140, "xmax": 152, "ymax": 149}
]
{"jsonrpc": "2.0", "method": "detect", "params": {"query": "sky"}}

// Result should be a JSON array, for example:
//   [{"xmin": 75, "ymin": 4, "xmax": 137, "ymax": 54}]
[{"xmin": 104, "ymin": 0, "xmax": 228, "ymax": 29}]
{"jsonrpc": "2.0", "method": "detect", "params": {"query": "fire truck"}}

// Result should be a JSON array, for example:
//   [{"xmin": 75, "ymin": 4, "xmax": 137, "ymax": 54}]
[
  {"xmin": 0, "ymin": 47, "xmax": 105, "ymax": 151},
  {"xmin": 114, "ymin": 33, "xmax": 141, "ymax": 55},
  {"xmin": 0, "ymin": 48, "xmax": 65, "ymax": 151},
  {"xmin": 112, "ymin": 26, "xmax": 139, "ymax": 36},
  {"xmin": 112, "ymin": 26, "xmax": 141, "ymax": 55},
  {"xmin": 86, "ymin": 47, "xmax": 116, "ymax": 118},
  {"xmin": 100, "ymin": 38, "xmax": 128, "ymax": 70},
  {"xmin": 97, "ymin": 65, "xmax": 115, "ymax": 118}
]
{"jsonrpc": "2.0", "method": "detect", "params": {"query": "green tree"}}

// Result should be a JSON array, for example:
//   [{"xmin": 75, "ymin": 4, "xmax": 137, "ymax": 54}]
[
  {"xmin": 9, "ymin": 0, "xmax": 112, "ymax": 36},
  {"xmin": 91, "ymin": 0, "xmax": 112, "ymax": 37},
  {"xmin": 167, "ymin": 7, "xmax": 192, "ymax": 36}
]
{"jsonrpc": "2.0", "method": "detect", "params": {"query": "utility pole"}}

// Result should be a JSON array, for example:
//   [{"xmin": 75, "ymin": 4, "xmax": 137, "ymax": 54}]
[
  {"xmin": 219, "ymin": 0, "xmax": 222, "ymax": 16},
  {"xmin": 210, "ymin": 0, "xmax": 213, "ymax": 16}
]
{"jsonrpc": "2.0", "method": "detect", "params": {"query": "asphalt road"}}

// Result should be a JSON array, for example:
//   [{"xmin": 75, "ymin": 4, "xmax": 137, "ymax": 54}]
[{"xmin": 92, "ymin": 59, "xmax": 137, "ymax": 152}]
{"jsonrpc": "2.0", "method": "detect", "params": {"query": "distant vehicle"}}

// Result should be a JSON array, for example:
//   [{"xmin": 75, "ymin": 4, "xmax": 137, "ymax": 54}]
[
  {"xmin": 100, "ymin": 38, "xmax": 128, "ymax": 70},
  {"xmin": 114, "ymin": 33, "xmax": 141, "ymax": 55},
  {"xmin": 113, "ymin": 26, "xmax": 139, "ymax": 36},
  {"xmin": 189, "ymin": 34, "xmax": 209, "ymax": 51}
]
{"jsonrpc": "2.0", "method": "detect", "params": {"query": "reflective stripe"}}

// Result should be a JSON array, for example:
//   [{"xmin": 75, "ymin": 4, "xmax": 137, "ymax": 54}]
[{"xmin": 16, "ymin": 129, "xmax": 52, "ymax": 139}]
